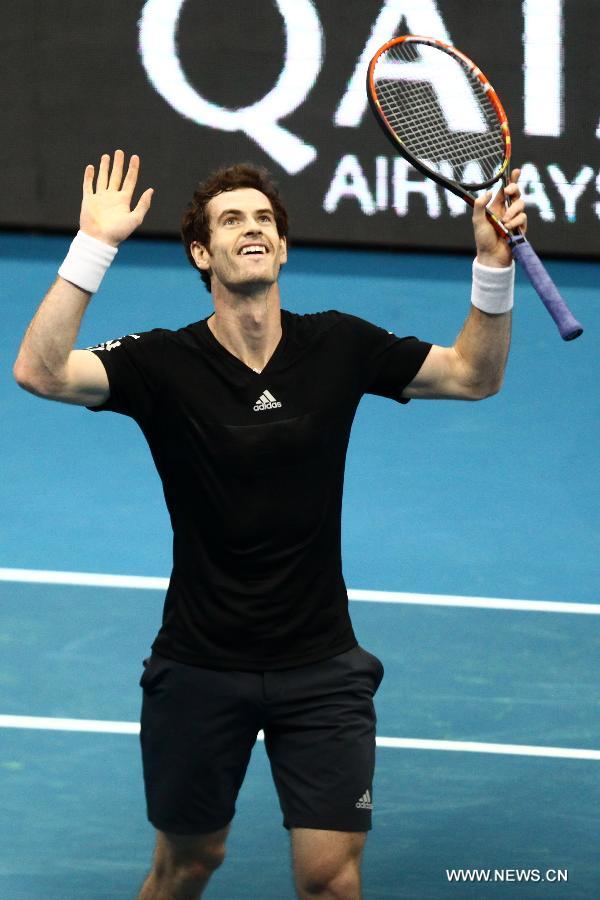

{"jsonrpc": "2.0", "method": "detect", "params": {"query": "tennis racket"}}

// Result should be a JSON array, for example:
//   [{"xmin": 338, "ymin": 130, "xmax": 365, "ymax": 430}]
[{"xmin": 366, "ymin": 35, "xmax": 583, "ymax": 341}]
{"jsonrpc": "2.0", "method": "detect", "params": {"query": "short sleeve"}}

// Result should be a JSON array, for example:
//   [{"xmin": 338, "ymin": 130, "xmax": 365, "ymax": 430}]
[
  {"xmin": 339, "ymin": 314, "xmax": 431, "ymax": 404},
  {"xmin": 85, "ymin": 328, "xmax": 166, "ymax": 421}
]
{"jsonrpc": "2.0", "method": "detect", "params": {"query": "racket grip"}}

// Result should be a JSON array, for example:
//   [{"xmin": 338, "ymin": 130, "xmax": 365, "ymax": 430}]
[{"xmin": 509, "ymin": 238, "xmax": 583, "ymax": 341}]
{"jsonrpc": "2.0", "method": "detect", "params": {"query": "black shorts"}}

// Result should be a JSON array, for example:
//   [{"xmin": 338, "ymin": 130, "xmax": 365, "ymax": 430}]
[{"xmin": 139, "ymin": 645, "xmax": 384, "ymax": 835}]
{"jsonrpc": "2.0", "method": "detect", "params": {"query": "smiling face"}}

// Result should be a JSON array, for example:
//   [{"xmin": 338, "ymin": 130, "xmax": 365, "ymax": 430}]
[{"xmin": 190, "ymin": 188, "xmax": 288, "ymax": 294}]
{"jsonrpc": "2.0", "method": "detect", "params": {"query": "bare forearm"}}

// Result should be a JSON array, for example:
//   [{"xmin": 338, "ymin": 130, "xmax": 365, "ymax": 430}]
[
  {"xmin": 457, "ymin": 168, "xmax": 522, "ymax": 395},
  {"xmin": 14, "ymin": 277, "xmax": 92, "ymax": 392},
  {"xmin": 454, "ymin": 304, "xmax": 511, "ymax": 397}
]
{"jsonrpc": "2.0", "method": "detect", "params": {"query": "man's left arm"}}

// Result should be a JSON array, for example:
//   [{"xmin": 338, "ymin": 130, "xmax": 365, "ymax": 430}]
[{"xmin": 402, "ymin": 169, "xmax": 527, "ymax": 401}]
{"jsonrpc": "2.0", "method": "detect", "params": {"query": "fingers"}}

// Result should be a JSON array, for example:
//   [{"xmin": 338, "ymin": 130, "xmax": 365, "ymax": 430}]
[
  {"xmin": 133, "ymin": 187, "xmax": 155, "ymax": 225},
  {"xmin": 500, "ymin": 169, "xmax": 527, "ymax": 233},
  {"xmin": 502, "ymin": 179, "xmax": 521, "ymax": 207},
  {"xmin": 503, "ymin": 202, "xmax": 527, "ymax": 233},
  {"xmin": 80, "ymin": 150, "xmax": 153, "ymax": 242},
  {"xmin": 474, "ymin": 170, "xmax": 526, "ymax": 234},
  {"xmin": 96, "ymin": 153, "xmax": 111, "ymax": 191},
  {"xmin": 474, "ymin": 190, "xmax": 493, "ymax": 209},
  {"xmin": 108, "ymin": 149, "xmax": 125, "ymax": 190},
  {"xmin": 472, "ymin": 189, "xmax": 493, "ymax": 223},
  {"xmin": 90, "ymin": 150, "xmax": 131, "ymax": 192},
  {"xmin": 121, "ymin": 154, "xmax": 141, "ymax": 197},
  {"xmin": 82, "ymin": 164, "xmax": 94, "ymax": 196},
  {"xmin": 84, "ymin": 151, "xmax": 147, "ymax": 197},
  {"xmin": 500, "ymin": 168, "xmax": 522, "ymax": 206},
  {"xmin": 484, "ymin": 169, "xmax": 521, "ymax": 211}
]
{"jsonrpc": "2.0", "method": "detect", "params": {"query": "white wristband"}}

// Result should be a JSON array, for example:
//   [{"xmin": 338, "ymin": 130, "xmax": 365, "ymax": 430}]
[
  {"xmin": 471, "ymin": 258, "xmax": 515, "ymax": 314},
  {"xmin": 58, "ymin": 230, "xmax": 118, "ymax": 294}
]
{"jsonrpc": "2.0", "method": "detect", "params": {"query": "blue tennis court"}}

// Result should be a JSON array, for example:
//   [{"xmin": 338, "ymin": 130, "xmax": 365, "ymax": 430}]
[{"xmin": 1, "ymin": 233, "xmax": 598, "ymax": 898}]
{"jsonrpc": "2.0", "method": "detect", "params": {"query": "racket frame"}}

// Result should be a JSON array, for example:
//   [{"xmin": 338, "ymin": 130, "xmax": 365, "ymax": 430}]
[
  {"xmin": 366, "ymin": 34, "xmax": 511, "ymax": 237},
  {"xmin": 366, "ymin": 34, "xmax": 583, "ymax": 340}
]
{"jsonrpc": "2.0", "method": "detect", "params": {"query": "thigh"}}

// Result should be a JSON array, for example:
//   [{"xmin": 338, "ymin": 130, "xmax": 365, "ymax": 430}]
[
  {"xmin": 264, "ymin": 646, "xmax": 384, "ymax": 832},
  {"xmin": 139, "ymin": 653, "xmax": 262, "ymax": 834},
  {"xmin": 291, "ymin": 827, "xmax": 367, "ymax": 866}
]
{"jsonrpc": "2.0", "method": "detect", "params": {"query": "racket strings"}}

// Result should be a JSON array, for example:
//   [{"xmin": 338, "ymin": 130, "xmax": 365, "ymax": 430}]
[
  {"xmin": 373, "ymin": 48, "xmax": 506, "ymax": 185},
  {"xmin": 376, "ymin": 78, "xmax": 504, "ymax": 177}
]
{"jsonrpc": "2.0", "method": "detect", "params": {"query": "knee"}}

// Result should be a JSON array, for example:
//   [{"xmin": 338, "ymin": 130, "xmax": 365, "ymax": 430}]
[
  {"xmin": 298, "ymin": 858, "xmax": 360, "ymax": 899},
  {"xmin": 153, "ymin": 835, "xmax": 227, "ymax": 886},
  {"xmin": 181, "ymin": 843, "xmax": 227, "ymax": 878}
]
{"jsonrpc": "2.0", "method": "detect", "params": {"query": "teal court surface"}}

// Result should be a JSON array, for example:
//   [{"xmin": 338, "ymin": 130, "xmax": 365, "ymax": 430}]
[{"xmin": 1, "ymin": 233, "xmax": 598, "ymax": 898}]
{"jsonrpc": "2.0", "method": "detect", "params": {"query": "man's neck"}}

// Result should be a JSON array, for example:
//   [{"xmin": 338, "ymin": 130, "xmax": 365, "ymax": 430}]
[{"xmin": 208, "ymin": 283, "xmax": 282, "ymax": 373}]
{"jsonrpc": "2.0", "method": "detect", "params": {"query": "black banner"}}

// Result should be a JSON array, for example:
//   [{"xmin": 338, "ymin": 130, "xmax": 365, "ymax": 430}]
[{"xmin": 3, "ymin": 1, "xmax": 599, "ymax": 255}]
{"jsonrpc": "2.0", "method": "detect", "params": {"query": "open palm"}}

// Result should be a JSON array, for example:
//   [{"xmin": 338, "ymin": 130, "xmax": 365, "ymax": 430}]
[{"xmin": 80, "ymin": 150, "xmax": 154, "ymax": 247}]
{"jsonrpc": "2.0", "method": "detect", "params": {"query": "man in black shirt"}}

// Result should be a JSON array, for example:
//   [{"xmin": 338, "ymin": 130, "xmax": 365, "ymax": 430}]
[{"xmin": 14, "ymin": 150, "xmax": 526, "ymax": 899}]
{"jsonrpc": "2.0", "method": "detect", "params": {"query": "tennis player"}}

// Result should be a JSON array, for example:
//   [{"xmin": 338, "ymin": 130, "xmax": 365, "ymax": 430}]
[{"xmin": 14, "ymin": 150, "xmax": 526, "ymax": 899}]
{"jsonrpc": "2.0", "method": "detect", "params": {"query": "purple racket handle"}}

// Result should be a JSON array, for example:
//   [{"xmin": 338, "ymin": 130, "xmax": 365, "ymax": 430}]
[{"xmin": 509, "ymin": 237, "xmax": 583, "ymax": 341}]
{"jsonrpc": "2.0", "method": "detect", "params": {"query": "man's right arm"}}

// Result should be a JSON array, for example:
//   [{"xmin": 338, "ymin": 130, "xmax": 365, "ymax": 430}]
[
  {"xmin": 13, "ymin": 276, "xmax": 110, "ymax": 406},
  {"xmin": 13, "ymin": 150, "xmax": 153, "ymax": 407}
]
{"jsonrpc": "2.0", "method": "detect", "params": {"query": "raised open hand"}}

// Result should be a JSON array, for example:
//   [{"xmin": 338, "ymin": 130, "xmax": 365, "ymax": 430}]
[{"xmin": 80, "ymin": 150, "xmax": 154, "ymax": 247}]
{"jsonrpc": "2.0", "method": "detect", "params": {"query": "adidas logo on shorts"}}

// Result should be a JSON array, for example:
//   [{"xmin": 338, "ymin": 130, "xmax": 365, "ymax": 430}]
[
  {"xmin": 253, "ymin": 389, "xmax": 282, "ymax": 412},
  {"xmin": 355, "ymin": 789, "xmax": 373, "ymax": 810}
]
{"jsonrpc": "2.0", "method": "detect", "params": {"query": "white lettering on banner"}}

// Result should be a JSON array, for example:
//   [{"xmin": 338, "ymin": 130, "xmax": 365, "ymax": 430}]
[
  {"xmin": 335, "ymin": 0, "xmax": 455, "ymax": 128},
  {"xmin": 433, "ymin": 162, "xmax": 465, "ymax": 216},
  {"xmin": 523, "ymin": 0, "xmax": 563, "ymax": 136},
  {"xmin": 325, "ymin": 156, "xmax": 443, "ymax": 218},
  {"xmin": 138, "ymin": 0, "xmax": 323, "ymax": 175},
  {"xmin": 518, "ymin": 163, "xmax": 555, "ymax": 222},
  {"xmin": 323, "ymin": 157, "xmax": 600, "ymax": 223},
  {"xmin": 137, "ymin": 0, "xmax": 594, "ymax": 189},
  {"xmin": 547, "ymin": 165, "xmax": 595, "ymax": 222},
  {"xmin": 375, "ymin": 156, "xmax": 389, "ymax": 210},
  {"xmin": 323, "ymin": 156, "xmax": 376, "ymax": 214},
  {"xmin": 393, "ymin": 158, "xmax": 441, "ymax": 217}
]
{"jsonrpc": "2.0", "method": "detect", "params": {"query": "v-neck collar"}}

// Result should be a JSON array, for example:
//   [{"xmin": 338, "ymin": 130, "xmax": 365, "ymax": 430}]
[{"xmin": 203, "ymin": 310, "xmax": 288, "ymax": 376}]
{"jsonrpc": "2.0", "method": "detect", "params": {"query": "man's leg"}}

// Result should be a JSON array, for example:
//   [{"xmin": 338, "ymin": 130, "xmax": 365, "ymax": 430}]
[
  {"xmin": 137, "ymin": 825, "xmax": 231, "ymax": 900},
  {"xmin": 291, "ymin": 828, "xmax": 367, "ymax": 900},
  {"xmin": 264, "ymin": 648, "xmax": 383, "ymax": 898},
  {"xmin": 137, "ymin": 656, "xmax": 262, "ymax": 897}
]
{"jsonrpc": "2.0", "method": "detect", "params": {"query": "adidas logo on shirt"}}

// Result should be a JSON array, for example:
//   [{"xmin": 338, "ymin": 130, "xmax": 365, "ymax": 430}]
[
  {"xmin": 253, "ymin": 389, "xmax": 282, "ymax": 412},
  {"xmin": 355, "ymin": 790, "xmax": 373, "ymax": 810}
]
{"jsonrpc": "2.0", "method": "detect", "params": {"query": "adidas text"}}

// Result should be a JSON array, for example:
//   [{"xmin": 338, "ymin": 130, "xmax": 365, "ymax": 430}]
[
  {"xmin": 254, "ymin": 401, "xmax": 282, "ymax": 411},
  {"xmin": 355, "ymin": 790, "xmax": 373, "ymax": 810},
  {"xmin": 253, "ymin": 390, "xmax": 282, "ymax": 412}
]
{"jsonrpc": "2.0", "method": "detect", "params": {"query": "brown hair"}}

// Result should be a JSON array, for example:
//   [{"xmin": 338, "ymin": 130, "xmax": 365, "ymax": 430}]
[{"xmin": 180, "ymin": 163, "xmax": 289, "ymax": 292}]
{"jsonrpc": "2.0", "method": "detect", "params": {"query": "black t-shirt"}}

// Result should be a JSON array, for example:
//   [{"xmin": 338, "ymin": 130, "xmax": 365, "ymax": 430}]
[{"xmin": 87, "ymin": 310, "xmax": 431, "ymax": 670}]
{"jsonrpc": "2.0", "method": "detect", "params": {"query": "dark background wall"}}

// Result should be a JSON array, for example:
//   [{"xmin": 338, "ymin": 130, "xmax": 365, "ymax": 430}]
[{"xmin": 3, "ymin": 0, "xmax": 599, "ymax": 255}]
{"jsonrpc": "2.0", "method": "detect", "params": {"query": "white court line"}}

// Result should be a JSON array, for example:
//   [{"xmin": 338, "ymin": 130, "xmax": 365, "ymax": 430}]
[
  {"xmin": 1, "ymin": 570, "xmax": 598, "ymax": 761},
  {"xmin": 1, "ymin": 568, "xmax": 599, "ymax": 615},
  {"xmin": 1, "ymin": 715, "xmax": 599, "ymax": 761},
  {"xmin": 0, "ymin": 715, "xmax": 139, "ymax": 735},
  {"xmin": 0, "ymin": 568, "xmax": 169, "ymax": 591},
  {"xmin": 348, "ymin": 589, "xmax": 600, "ymax": 615}
]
